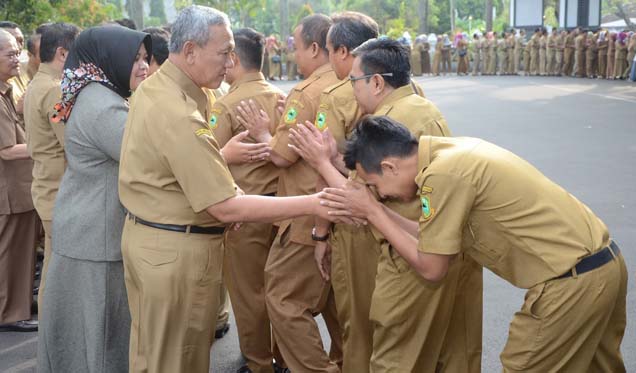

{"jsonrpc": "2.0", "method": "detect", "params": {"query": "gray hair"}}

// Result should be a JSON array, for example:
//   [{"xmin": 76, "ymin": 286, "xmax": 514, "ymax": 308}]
[{"xmin": 169, "ymin": 5, "xmax": 230, "ymax": 53}]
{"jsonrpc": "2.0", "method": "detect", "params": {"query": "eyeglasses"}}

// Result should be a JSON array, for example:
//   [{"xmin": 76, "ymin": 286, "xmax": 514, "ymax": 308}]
[{"xmin": 349, "ymin": 72, "xmax": 393, "ymax": 85}]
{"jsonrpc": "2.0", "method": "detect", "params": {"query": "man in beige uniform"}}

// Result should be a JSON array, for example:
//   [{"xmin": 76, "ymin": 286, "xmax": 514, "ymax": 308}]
[
  {"xmin": 210, "ymin": 27, "xmax": 285, "ymax": 373},
  {"xmin": 23, "ymin": 22, "xmax": 79, "ymax": 312},
  {"xmin": 297, "ymin": 12, "xmax": 378, "ymax": 373},
  {"xmin": 0, "ymin": 29, "xmax": 39, "ymax": 332},
  {"xmin": 349, "ymin": 38, "xmax": 482, "ymax": 373},
  {"xmin": 238, "ymin": 14, "xmax": 344, "ymax": 373},
  {"xmin": 323, "ymin": 117, "xmax": 627, "ymax": 373},
  {"xmin": 119, "ymin": 7, "xmax": 338, "ymax": 373}
]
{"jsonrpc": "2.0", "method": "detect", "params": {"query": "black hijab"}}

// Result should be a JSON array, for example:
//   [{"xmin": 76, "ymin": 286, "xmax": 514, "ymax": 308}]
[{"xmin": 64, "ymin": 25, "xmax": 152, "ymax": 98}]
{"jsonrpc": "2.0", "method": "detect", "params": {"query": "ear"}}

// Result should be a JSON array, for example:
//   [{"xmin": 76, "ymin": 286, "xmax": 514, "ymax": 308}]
[
  {"xmin": 57, "ymin": 47, "xmax": 68, "ymax": 63},
  {"xmin": 310, "ymin": 42, "xmax": 320, "ymax": 58},
  {"xmin": 182, "ymin": 41, "xmax": 197, "ymax": 64},
  {"xmin": 337, "ymin": 45, "xmax": 349, "ymax": 61},
  {"xmin": 380, "ymin": 160, "xmax": 398, "ymax": 175},
  {"xmin": 370, "ymin": 74, "xmax": 385, "ymax": 95}
]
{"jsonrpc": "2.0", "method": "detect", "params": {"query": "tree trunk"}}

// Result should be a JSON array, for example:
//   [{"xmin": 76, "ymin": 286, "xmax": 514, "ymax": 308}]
[
  {"xmin": 450, "ymin": 0, "xmax": 456, "ymax": 32},
  {"xmin": 126, "ymin": 0, "xmax": 144, "ymax": 29},
  {"xmin": 485, "ymin": 0, "xmax": 493, "ymax": 31},
  {"xmin": 280, "ymin": 0, "xmax": 289, "ymax": 40},
  {"xmin": 616, "ymin": 3, "xmax": 636, "ymax": 31},
  {"xmin": 418, "ymin": 0, "xmax": 429, "ymax": 34}
]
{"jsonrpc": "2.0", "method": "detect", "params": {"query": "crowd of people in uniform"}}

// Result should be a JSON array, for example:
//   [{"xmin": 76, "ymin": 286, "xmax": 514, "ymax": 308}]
[
  {"xmin": 407, "ymin": 28, "xmax": 636, "ymax": 80},
  {"xmin": 0, "ymin": 4, "xmax": 629, "ymax": 373}
]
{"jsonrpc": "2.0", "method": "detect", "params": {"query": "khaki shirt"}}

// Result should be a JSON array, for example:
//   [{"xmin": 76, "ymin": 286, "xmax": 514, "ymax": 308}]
[
  {"xmin": 0, "ymin": 80, "xmax": 33, "ymax": 215},
  {"xmin": 9, "ymin": 68, "xmax": 29, "ymax": 113},
  {"xmin": 211, "ymin": 72, "xmax": 283, "ymax": 195},
  {"xmin": 575, "ymin": 35, "xmax": 586, "ymax": 51},
  {"xmin": 547, "ymin": 34, "xmax": 557, "ymax": 51},
  {"xmin": 271, "ymin": 63, "xmax": 339, "ymax": 246},
  {"xmin": 119, "ymin": 60, "xmax": 236, "ymax": 227},
  {"xmin": 565, "ymin": 34, "xmax": 576, "ymax": 49},
  {"xmin": 24, "ymin": 63, "xmax": 65, "ymax": 221},
  {"xmin": 317, "ymin": 79, "xmax": 362, "ymax": 154},
  {"xmin": 373, "ymin": 84, "xmax": 450, "ymax": 229},
  {"xmin": 415, "ymin": 136, "xmax": 610, "ymax": 288}
]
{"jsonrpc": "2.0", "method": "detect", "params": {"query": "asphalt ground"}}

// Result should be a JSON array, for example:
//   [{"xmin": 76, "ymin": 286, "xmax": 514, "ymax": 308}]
[{"xmin": 0, "ymin": 75, "xmax": 634, "ymax": 373}]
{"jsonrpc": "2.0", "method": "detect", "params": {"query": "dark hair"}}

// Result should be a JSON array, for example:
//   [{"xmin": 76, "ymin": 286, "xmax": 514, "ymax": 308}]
[
  {"xmin": 233, "ymin": 27, "xmax": 265, "ymax": 71},
  {"xmin": 26, "ymin": 34, "xmax": 41, "ymax": 55},
  {"xmin": 40, "ymin": 22, "xmax": 81, "ymax": 63},
  {"xmin": 351, "ymin": 38, "xmax": 411, "ymax": 88},
  {"xmin": 143, "ymin": 27, "xmax": 170, "ymax": 65},
  {"xmin": 115, "ymin": 18, "xmax": 137, "ymax": 30},
  {"xmin": 297, "ymin": 14, "xmax": 332, "ymax": 52},
  {"xmin": 0, "ymin": 21, "xmax": 20, "ymax": 30},
  {"xmin": 328, "ymin": 12, "xmax": 378, "ymax": 52},
  {"xmin": 344, "ymin": 115, "xmax": 418, "ymax": 173}
]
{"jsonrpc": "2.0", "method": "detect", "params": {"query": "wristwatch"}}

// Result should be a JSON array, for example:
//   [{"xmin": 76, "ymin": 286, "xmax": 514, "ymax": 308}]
[{"xmin": 311, "ymin": 227, "xmax": 330, "ymax": 242}]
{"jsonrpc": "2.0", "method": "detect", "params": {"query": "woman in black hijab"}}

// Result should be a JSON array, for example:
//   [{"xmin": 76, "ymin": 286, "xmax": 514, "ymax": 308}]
[{"xmin": 38, "ymin": 26, "xmax": 151, "ymax": 373}]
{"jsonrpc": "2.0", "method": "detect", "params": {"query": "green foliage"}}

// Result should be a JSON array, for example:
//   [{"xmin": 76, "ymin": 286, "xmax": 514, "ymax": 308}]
[{"xmin": 1, "ymin": 0, "xmax": 122, "ymax": 33}]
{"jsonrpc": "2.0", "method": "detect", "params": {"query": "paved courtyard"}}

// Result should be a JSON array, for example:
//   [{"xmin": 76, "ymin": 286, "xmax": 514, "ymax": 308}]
[{"xmin": 1, "ymin": 76, "xmax": 634, "ymax": 372}]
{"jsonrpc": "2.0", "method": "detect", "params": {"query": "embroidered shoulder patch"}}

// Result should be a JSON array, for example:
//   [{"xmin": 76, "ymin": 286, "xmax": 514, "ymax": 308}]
[
  {"xmin": 285, "ymin": 107, "xmax": 298, "ymax": 125},
  {"xmin": 315, "ymin": 111, "xmax": 327, "ymax": 130},
  {"xmin": 420, "ymin": 195, "xmax": 434, "ymax": 220},
  {"xmin": 209, "ymin": 115, "xmax": 218, "ymax": 129},
  {"xmin": 195, "ymin": 128, "xmax": 213, "ymax": 137}
]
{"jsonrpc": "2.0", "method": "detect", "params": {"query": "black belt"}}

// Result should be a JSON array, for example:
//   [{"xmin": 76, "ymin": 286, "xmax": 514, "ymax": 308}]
[
  {"xmin": 556, "ymin": 241, "xmax": 620, "ymax": 279},
  {"xmin": 127, "ymin": 213, "xmax": 225, "ymax": 235}
]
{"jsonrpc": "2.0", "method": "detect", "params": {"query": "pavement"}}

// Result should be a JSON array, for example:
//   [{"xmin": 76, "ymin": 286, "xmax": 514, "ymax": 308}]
[{"xmin": 0, "ymin": 75, "xmax": 634, "ymax": 373}]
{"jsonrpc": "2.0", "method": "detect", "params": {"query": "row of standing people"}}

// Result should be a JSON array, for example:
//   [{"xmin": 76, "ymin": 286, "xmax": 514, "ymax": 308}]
[{"xmin": 409, "ymin": 28, "xmax": 636, "ymax": 79}]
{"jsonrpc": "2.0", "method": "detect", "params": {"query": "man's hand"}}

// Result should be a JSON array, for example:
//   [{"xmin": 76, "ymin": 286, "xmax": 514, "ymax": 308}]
[
  {"xmin": 236, "ymin": 99, "xmax": 273, "ymax": 143},
  {"xmin": 319, "ymin": 182, "xmax": 382, "ymax": 220},
  {"xmin": 288, "ymin": 121, "xmax": 335, "ymax": 170},
  {"xmin": 220, "ymin": 130, "xmax": 271, "ymax": 165},
  {"xmin": 314, "ymin": 241, "xmax": 332, "ymax": 281}
]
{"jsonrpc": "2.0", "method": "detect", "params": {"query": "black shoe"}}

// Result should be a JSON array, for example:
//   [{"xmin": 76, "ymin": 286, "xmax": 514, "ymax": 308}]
[
  {"xmin": 214, "ymin": 323, "xmax": 230, "ymax": 339},
  {"xmin": 33, "ymin": 286, "xmax": 39, "ymax": 295},
  {"xmin": 237, "ymin": 365, "xmax": 252, "ymax": 373},
  {"xmin": 0, "ymin": 319, "xmax": 38, "ymax": 332}
]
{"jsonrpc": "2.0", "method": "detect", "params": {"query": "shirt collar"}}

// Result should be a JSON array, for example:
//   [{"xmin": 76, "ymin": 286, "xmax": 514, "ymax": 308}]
[
  {"xmin": 374, "ymin": 85, "xmax": 415, "ymax": 114},
  {"xmin": 228, "ymin": 71, "xmax": 265, "ymax": 93},
  {"xmin": 37, "ymin": 63, "xmax": 61, "ymax": 79},
  {"xmin": 161, "ymin": 60, "xmax": 209, "ymax": 117},
  {"xmin": 0, "ymin": 80, "xmax": 12, "ymax": 96},
  {"xmin": 417, "ymin": 136, "xmax": 432, "ymax": 172}
]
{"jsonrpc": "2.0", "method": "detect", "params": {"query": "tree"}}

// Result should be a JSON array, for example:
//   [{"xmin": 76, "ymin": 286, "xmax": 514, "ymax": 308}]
[
  {"xmin": 485, "ymin": 0, "xmax": 493, "ymax": 31},
  {"xmin": 149, "ymin": 0, "xmax": 167, "ymax": 24},
  {"xmin": 417, "ymin": 0, "xmax": 429, "ymax": 33},
  {"xmin": 125, "ymin": 0, "xmax": 144, "ymax": 28},
  {"xmin": 604, "ymin": 0, "xmax": 636, "ymax": 31}
]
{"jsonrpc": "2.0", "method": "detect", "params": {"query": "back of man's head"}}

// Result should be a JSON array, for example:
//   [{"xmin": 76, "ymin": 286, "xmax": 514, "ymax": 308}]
[
  {"xmin": 352, "ymin": 38, "xmax": 411, "ymax": 89},
  {"xmin": 143, "ymin": 27, "xmax": 170, "ymax": 65},
  {"xmin": 233, "ymin": 27, "xmax": 265, "ymax": 71},
  {"xmin": 115, "ymin": 18, "xmax": 137, "ymax": 30},
  {"xmin": 329, "ymin": 11, "xmax": 378, "ymax": 52},
  {"xmin": 0, "ymin": 21, "xmax": 19, "ymax": 31},
  {"xmin": 344, "ymin": 115, "xmax": 417, "ymax": 173},
  {"xmin": 297, "ymin": 14, "xmax": 332, "ymax": 53},
  {"xmin": 40, "ymin": 22, "xmax": 81, "ymax": 64}
]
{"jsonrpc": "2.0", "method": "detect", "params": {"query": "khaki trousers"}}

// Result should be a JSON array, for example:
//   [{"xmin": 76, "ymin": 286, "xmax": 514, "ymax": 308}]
[
  {"xmin": 370, "ymin": 246, "xmax": 483, "ymax": 373},
  {"xmin": 265, "ymin": 228, "xmax": 342, "ymax": 373},
  {"xmin": 513, "ymin": 49, "xmax": 521, "ymax": 73},
  {"xmin": 122, "ymin": 218, "xmax": 224, "ymax": 373},
  {"xmin": 555, "ymin": 51, "xmax": 564, "ymax": 75},
  {"xmin": 563, "ymin": 48, "xmax": 574, "ymax": 75},
  {"xmin": 330, "ymin": 224, "xmax": 379, "ymax": 373},
  {"xmin": 224, "ymin": 222, "xmax": 278, "ymax": 373},
  {"xmin": 472, "ymin": 52, "xmax": 481, "ymax": 75},
  {"xmin": 0, "ymin": 211, "xmax": 38, "ymax": 324},
  {"xmin": 501, "ymin": 252, "xmax": 627, "ymax": 372}
]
